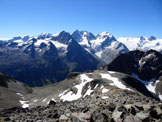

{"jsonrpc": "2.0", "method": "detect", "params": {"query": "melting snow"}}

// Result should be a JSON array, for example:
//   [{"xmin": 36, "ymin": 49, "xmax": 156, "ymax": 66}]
[
  {"xmin": 13, "ymin": 40, "xmax": 23, "ymax": 43},
  {"xmin": 19, "ymin": 100, "xmax": 29, "ymax": 108},
  {"xmin": 95, "ymin": 51, "xmax": 103, "ymax": 58},
  {"xmin": 101, "ymin": 85, "xmax": 104, "ymax": 89},
  {"xmin": 102, "ymin": 88, "xmax": 109, "ymax": 93},
  {"xmin": 17, "ymin": 93, "xmax": 29, "ymax": 108},
  {"xmin": 100, "ymin": 72, "xmax": 132, "ymax": 91},
  {"xmin": 34, "ymin": 39, "xmax": 49, "ymax": 46},
  {"xmin": 33, "ymin": 99, "xmax": 38, "ymax": 102},
  {"xmin": 47, "ymin": 98, "xmax": 56, "ymax": 105},
  {"xmin": 59, "ymin": 74, "xmax": 93, "ymax": 101},
  {"xmin": 42, "ymin": 98, "xmax": 47, "ymax": 102},
  {"xmin": 146, "ymin": 82, "xmax": 156, "ymax": 93},
  {"xmin": 16, "ymin": 93, "xmax": 23, "ymax": 97},
  {"xmin": 94, "ymin": 84, "xmax": 99, "ymax": 89},
  {"xmin": 147, "ymin": 81, "xmax": 162, "ymax": 101},
  {"xmin": 159, "ymin": 93, "xmax": 162, "ymax": 101},
  {"xmin": 51, "ymin": 41, "xmax": 67, "ymax": 49},
  {"xmin": 59, "ymin": 90, "xmax": 68, "ymax": 97},
  {"xmin": 83, "ymin": 86, "xmax": 94, "ymax": 97},
  {"xmin": 101, "ymin": 96, "xmax": 109, "ymax": 99},
  {"xmin": 146, "ymin": 80, "xmax": 160, "ymax": 98},
  {"xmin": 52, "ymin": 32, "xmax": 60, "ymax": 37},
  {"xmin": 132, "ymin": 74, "xmax": 162, "ymax": 101}
]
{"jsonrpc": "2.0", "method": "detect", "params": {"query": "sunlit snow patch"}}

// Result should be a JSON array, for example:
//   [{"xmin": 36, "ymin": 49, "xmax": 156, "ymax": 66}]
[
  {"xmin": 59, "ymin": 74, "xmax": 94, "ymax": 101},
  {"xmin": 42, "ymin": 98, "xmax": 47, "ymax": 102},
  {"xmin": 47, "ymin": 98, "xmax": 56, "ymax": 105},
  {"xmin": 33, "ymin": 99, "xmax": 38, "ymax": 103},
  {"xmin": 51, "ymin": 41, "xmax": 68, "ymax": 49},
  {"xmin": 19, "ymin": 100, "xmax": 29, "ymax": 108},
  {"xmin": 102, "ymin": 88, "xmax": 109, "ymax": 93},
  {"xmin": 101, "ymin": 96, "xmax": 109, "ymax": 99},
  {"xmin": 95, "ymin": 51, "xmax": 103, "ymax": 58},
  {"xmin": 100, "ymin": 72, "xmax": 133, "ymax": 91},
  {"xmin": 16, "ymin": 93, "xmax": 23, "ymax": 97},
  {"xmin": 83, "ymin": 84, "xmax": 98, "ymax": 97},
  {"xmin": 132, "ymin": 74, "xmax": 162, "ymax": 101},
  {"xmin": 34, "ymin": 39, "xmax": 49, "ymax": 47}
]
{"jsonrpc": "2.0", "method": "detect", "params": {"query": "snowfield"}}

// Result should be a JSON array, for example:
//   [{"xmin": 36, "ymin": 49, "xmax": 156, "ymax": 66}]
[
  {"xmin": 100, "ymin": 72, "xmax": 133, "ymax": 91},
  {"xmin": 118, "ymin": 37, "xmax": 162, "ymax": 52}
]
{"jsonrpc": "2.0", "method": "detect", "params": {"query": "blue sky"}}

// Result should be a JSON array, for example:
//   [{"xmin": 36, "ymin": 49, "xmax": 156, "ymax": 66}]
[{"xmin": 0, "ymin": 0, "xmax": 162, "ymax": 39}]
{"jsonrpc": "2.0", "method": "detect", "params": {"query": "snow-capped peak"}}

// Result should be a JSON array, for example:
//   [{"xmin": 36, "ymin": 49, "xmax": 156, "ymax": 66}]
[
  {"xmin": 36, "ymin": 32, "xmax": 52, "ymax": 39},
  {"xmin": 52, "ymin": 32, "xmax": 60, "ymax": 37},
  {"xmin": 118, "ymin": 36, "xmax": 162, "ymax": 52},
  {"xmin": 71, "ymin": 30, "xmax": 95, "ymax": 48},
  {"xmin": 97, "ymin": 31, "xmax": 113, "ymax": 38},
  {"xmin": 72, "ymin": 30, "xmax": 95, "ymax": 42}
]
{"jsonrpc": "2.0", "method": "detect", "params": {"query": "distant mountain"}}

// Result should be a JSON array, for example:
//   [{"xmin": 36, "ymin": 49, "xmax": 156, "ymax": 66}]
[
  {"xmin": 1, "ymin": 30, "xmax": 162, "ymax": 87},
  {"xmin": 72, "ymin": 30, "xmax": 129, "ymax": 63},
  {"xmin": 0, "ymin": 31, "xmax": 102, "ymax": 86},
  {"xmin": 118, "ymin": 36, "xmax": 162, "ymax": 52}
]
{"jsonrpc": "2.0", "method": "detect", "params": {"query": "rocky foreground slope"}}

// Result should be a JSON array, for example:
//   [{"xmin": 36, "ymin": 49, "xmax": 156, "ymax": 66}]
[
  {"xmin": 0, "ymin": 92, "xmax": 162, "ymax": 122},
  {"xmin": 0, "ymin": 70, "xmax": 162, "ymax": 121}
]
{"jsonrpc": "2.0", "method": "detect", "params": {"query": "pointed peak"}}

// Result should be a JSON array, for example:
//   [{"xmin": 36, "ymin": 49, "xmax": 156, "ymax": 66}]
[
  {"xmin": 97, "ymin": 31, "xmax": 113, "ymax": 38},
  {"xmin": 72, "ymin": 30, "xmax": 93, "ymax": 35},
  {"xmin": 36, "ymin": 32, "xmax": 52, "ymax": 39},
  {"xmin": 52, "ymin": 32, "xmax": 60, "ymax": 37},
  {"xmin": 21, "ymin": 35, "xmax": 30, "ymax": 41},
  {"xmin": 148, "ymin": 36, "xmax": 156, "ymax": 41},
  {"xmin": 58, "ymin": 31, "xmax": 71, "ymax": 39},
  {"xmin": 40, "ymin": 32, "xmax": 52, "ymax": 37},
  {"xmin": 59, "ymin": 31, "xmax": 71, "ymax": 36}
]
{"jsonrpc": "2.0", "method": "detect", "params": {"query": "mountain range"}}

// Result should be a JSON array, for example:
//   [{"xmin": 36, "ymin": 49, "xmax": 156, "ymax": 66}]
[
  {"xmin": 0, "ymin": 30, "xmax": 128, "ymax": 86},
  {"xmin": 0, "ymin": 29, "xmax": 162, "ymax": 121},
  {"xmin": 0, "ymin": 30, "xmax": 162, "ymax": 87},
  {"xmin": 118, "ymin": 36, "xmax": 162, "ymax": 52}
]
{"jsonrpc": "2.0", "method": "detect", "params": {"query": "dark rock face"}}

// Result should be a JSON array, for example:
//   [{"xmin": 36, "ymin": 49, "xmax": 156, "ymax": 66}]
[
  {"xmin": 0, "ymin": 73, "xmax": 14, "ymax": 87},
  {"xmin": 65, "ymin": 40, "xmax": 100, "ymax": 72},
  {"xmin": 155, "ymin": 79, "xmax": 162, "ymax": 97},
  {"xmin": 121, "ymin": 75, "xmax": 156, "ymax": 99},
  {"xmin": 104, "ymin": 50, "xmax": 162, "ymax": 81},
  {"xmin": 48, "ymin": 100, "xmax": 56, "ymax": 106}
]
